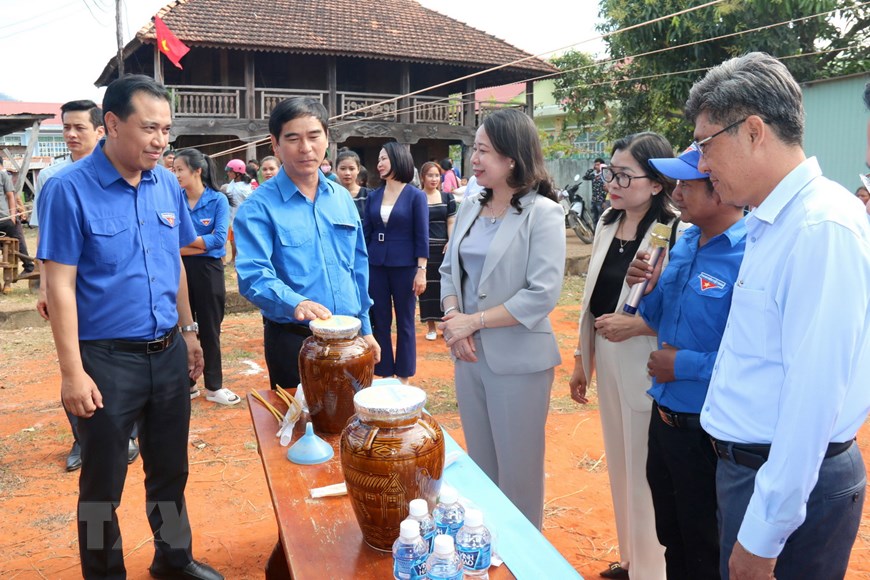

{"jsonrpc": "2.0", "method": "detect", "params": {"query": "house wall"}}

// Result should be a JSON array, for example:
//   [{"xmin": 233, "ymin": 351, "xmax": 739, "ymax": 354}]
[{"xmin": 802, "ymin": 74, "xmax": 869, "ymax": 192}]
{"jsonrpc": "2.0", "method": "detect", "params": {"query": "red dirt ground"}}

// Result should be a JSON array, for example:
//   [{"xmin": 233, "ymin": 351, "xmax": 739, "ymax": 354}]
[{"xmin": 2, "ymin": 302, "xmax": 870, "ymax": 579}]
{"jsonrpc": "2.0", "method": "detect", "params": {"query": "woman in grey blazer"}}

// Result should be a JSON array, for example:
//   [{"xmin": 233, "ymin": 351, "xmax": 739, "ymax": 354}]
[{"xmin": 438, "ymin": 109, "xmax": 565, "ymax": 528}]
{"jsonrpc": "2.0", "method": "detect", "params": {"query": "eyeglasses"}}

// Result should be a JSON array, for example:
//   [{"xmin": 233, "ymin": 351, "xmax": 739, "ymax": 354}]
[
  {"xmin": 601, "ymin": 166, "xmax": 652, "ymax": 188},
  {"xmin": 692, "ymin": 117, "xmax": 747, "ymax": 157}
]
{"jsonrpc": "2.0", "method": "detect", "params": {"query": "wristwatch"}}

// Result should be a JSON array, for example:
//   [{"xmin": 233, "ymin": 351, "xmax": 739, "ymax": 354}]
[
  {"xmin": 574, "ymin": 349, "xmax": 582, "ymax": 358},
  {"xmin": 180, "ymin": 322, "xmax": 199, "ymax": 334}
]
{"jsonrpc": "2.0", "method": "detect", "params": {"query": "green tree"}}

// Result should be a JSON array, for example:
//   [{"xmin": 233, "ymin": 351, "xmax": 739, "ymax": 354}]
[{"xmin": 552, "ymin": 0, "xmax": 870, "ymax": 148}]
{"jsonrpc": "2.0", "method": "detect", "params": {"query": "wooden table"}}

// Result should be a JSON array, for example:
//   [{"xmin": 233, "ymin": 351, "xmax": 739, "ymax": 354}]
[{"xmin": 248, "ymin": 389, "xmax": 516, "ymax": 579}]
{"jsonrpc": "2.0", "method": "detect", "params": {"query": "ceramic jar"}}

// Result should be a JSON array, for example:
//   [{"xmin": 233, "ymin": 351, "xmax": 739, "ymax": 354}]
[
  {"xmin": 340, "ymin": 384, "xmax": 445, "ymax": 551},
  {"xmin": 298, "ymin": 315, "xmax": 374, "ymax": 434}
]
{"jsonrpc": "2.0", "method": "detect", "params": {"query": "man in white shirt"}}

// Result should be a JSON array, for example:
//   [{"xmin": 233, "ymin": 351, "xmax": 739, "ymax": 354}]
[
  {"xmin": 32, "ymin": 99, "xmax": 112, "ymax": 473},
  {"xmin": 686, "ymin": 53, "xmax": 870, "ymax": 579}
]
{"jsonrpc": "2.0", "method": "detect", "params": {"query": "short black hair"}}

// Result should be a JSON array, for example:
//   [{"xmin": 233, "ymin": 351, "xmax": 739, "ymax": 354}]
[
  {"xmin": 162, "ymin": 150, "xmax": 175, "ymax": 158},
  {"xmin": 102, "ymin": 74, "xmax": 170, "ymax": 125},
  {"xmin": 381, "ymin": 142, "xmax": 415, "ymax": 183},
  {"xmin": 60, "ymin": 100, "xmax": 103, "ymax": 129},
  {"xmin": 594, "ymin": 157, "xmax": 605, "ymax": 164},
  {"xmin": 439, "ymin": 158, "xmax": 453, "ymax": 171},
  {"xmin": 268, "ymin": 97, "xmax": 328, "ymax": 139}
]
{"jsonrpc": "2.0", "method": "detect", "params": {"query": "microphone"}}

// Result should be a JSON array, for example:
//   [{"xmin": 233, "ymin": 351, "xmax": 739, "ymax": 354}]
[{"xmin": 622, "ymin": 222, "xmax": 672, "ymax": 315}]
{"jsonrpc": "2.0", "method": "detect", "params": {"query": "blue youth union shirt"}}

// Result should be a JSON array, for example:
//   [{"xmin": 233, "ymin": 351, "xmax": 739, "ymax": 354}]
[
  {"xmin": 37, "ymin": 141, "xmax": 196, "ymax": 341},
  {"xmin": 186, "ymin": 186, "xmax": 230, "ymax": 259},
  {"xmin": 234, "ymin": 169, "xmax": 374, "ymax": 335},
  {"xmin": 639, "ymin": 219, "xmax": 746, "ymax": 413}
]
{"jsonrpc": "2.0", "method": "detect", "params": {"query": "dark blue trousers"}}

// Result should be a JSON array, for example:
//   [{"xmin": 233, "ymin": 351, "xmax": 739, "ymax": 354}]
[
  {"xmin": 716, "ymin": 443, "xmax": 865, "ymax": 579},
  {"xmin": 77, "ymin": 336, "xmax": 193, "ymax": 579},
  {"xmin": 369, "ymin": 264, "xmax": 417, "ymax": 378}
]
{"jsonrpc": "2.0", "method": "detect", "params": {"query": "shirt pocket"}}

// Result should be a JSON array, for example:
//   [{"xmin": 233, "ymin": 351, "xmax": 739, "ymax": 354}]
[
  {"xmin": 333, "ymin": 222, "xmax": 358, "ymax": 267},
  {"xmin": 276, "ymin": 226, "xmax": 313, "ymax": 275},
  {"xmin": 156, "ymin": 210, "xmax": 180, "ymax": 253},
  {"xmin": 726, "ymin": 285, "xmax": 766, "ymax": 358},
  {"xmin": 88, "ymin": 216, "xmax": 132, "ymax": 265}
]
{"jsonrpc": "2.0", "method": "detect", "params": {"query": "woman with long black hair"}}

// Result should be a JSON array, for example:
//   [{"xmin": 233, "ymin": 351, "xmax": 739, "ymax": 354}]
[{"xmin": 175, "ymin": 148, "xmax": 240, "ymax": 406}]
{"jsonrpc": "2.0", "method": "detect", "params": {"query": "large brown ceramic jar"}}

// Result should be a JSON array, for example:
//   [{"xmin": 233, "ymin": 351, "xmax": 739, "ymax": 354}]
[
  {"xmin": 299, "ymin": 315, "xmax": 374, "ymax": 434},
  {"xmin": 340, "ymin": 384, "xmax": 445, "ymax": 551}
]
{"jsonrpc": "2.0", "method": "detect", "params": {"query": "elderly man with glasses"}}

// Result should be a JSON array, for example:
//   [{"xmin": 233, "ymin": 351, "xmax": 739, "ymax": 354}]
[{"xmin": 687, "ymin": 53, "xmax": 870, "ymax": 580}]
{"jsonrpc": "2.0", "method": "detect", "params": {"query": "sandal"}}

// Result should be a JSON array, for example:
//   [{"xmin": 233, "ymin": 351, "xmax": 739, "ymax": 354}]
[
  {"xmin": 600, "ymin": 562, "xmax": 629, "ymax": 579},
  {"xmin": 206, "ymin": 388, "xmax": 241, "ymax": 406}
]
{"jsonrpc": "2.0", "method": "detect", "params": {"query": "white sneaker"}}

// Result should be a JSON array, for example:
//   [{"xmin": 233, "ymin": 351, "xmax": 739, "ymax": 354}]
[
  {"xmin": 206, "ymin": 388, "xmax": 241, "ymax": 406},
  {"xmin": 190, "ymin": 387, "xmax": 201, "ymax": 400},
  {"xmin": 425, "ymin": 331, "xmax": 437, "ymax": 341}
]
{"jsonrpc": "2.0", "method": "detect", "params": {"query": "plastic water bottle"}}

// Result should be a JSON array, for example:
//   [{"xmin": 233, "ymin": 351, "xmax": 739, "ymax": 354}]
[
  {"xmin": 455, "ymin": 508, "xmax": 492, "ymax": 579},
  {"xmin": 426, "ymin": 534, "xmax": 463, "ymax": 580},
  {"xmin": 432, "ymin": 487, "xmax": 465, "ymax": 538},
  {"xmin": 392, "ymin": 519, "xmax": 428, "ymax": 580},
  {"xmin": 409, "ymin": 498, "xmax": 437, "ymax": 553}
]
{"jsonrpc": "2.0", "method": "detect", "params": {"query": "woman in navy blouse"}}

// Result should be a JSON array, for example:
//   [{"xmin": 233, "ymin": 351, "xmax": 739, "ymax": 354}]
[
  {"xmin": 175, "ymin": 148, "xmax": 240, "ymax": 406},
  {"xmin": 363, "ymin": 142, "xmax": 429, "ymax": 383}
]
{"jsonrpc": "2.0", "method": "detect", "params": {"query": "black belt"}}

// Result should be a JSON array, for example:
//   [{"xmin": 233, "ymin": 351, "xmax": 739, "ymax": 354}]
[
  {"xmin": 85, "ymin": 327, "xmax": 178, "ymax": 355},
  {"xmin": 655, "ymin": 402, "xmax": 702, "ymax": 430},
  {"xmin": 711, "ymin": 437, "xmax": 854, "ymax": 470},
  {"xmin": 264, "ymin": 318, "xmax": 312, "ymax": 338}
]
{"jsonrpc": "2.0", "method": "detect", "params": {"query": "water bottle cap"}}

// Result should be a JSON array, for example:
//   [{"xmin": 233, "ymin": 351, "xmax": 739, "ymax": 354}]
[
  {"xmin": 409, "ymin": 498, "xmax": 429, "ymax": 517},
  {"xmin": 433, "ymin": 534, "xmax": 455, "ymax": 555},
  {"xmin": 464, "ymin": 508, "xmax": 483, "ymax": 528},
  {"xmin": 438, "ymin": 487, "xmax": 458, "ymax": 505},
  {"xmin": 400, "ymin": 518, "xmax": 421, "ymax": 539}
]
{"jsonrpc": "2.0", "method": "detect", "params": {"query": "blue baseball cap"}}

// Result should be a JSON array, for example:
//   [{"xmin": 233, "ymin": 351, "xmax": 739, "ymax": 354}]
[{"xmin": 649, "ymin": 143, "xmax": 709, "ymax": 181}]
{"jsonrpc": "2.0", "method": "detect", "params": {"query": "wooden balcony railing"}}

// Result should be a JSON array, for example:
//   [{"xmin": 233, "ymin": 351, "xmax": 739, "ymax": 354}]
[
  {"xmin": 169, "ymin": 86, "xmax": 242, "ymax": 118},
  {"xmin": 166, "ymin": 85, "xmax": 525, "ymax": 125}
]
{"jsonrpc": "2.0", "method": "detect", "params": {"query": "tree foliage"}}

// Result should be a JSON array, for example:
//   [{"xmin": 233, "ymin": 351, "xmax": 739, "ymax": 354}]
[{"xmin": 552, "ymin": 0, "xmax": 870, "ymax": 149}]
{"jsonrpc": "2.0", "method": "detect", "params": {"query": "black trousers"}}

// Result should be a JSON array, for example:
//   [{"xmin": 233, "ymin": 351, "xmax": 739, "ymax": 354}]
[
  {"xmin": 0, "ymin": 218, "xmax": 34, "ymax": 270},
  {"xmin": 263, "ymin": 318, "xmax": 310, "ymax": 390},
  {"xmin": 77, "ymin": 336, "xmax": 193, "ymax": 579},
  {"xmin": 182, "ymin": 256, "xmax": 225, "ymax": 391},
  {"xmin": 646, "ymin": 402, "xmax": 720, "ymax": 580}
]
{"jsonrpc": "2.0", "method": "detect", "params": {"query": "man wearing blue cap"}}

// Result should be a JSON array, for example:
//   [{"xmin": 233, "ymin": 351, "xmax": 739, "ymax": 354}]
[{"xmin": 626, "ymin": 142, "xmax": 746, "ymax": 580}]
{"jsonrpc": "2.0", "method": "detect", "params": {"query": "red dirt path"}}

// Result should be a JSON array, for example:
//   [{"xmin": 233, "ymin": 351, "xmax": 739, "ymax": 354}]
[{"xmin": 2, "ymin": 303, "xmax": 870, "ymax": 579}]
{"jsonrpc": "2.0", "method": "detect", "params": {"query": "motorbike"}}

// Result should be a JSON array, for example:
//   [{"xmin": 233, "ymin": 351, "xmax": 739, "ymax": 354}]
[{"xmin": 558, "ymin": 174, "xmax": 595, "ymax": 244}]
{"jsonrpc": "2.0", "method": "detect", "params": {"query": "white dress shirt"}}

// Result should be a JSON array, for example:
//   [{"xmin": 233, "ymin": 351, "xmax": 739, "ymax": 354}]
[
  {"xmin": 32, "ymin": 156, "xmax": 72, "ymax": 227},
  {"xmin": 701, "ymin": 157, "xmax": 870, "ymax": 558}
]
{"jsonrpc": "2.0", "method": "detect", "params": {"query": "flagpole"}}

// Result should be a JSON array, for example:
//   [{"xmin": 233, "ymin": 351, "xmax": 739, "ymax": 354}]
[
  {"xmin": 153, "ymin": 17, "xmax": 164, "ymax": 84},
  {"xmin": 115, "ymin": 0, "xmax": 124, "ymax": 76}
]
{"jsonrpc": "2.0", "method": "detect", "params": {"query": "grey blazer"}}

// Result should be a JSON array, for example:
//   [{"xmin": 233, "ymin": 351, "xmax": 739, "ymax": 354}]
[{"xmin": 440, "ymin": 190, "xmax": 566, "ymax": 375}]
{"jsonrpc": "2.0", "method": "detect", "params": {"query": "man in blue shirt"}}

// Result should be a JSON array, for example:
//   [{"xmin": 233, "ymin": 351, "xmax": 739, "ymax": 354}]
[
  {"xmin": 235, "ymin": 97, "xmax": 379, "ymax": 391},
  {"xmin": 687, "ymin": 53, "xmax": 870, "ymax": 579},
  {"xmin": 37, "ymin": 75, "xmax": 222, "ymax": 580},
  {"xmin": 627, "ymin": 143, "xmax": 746, "ymax": 579}
]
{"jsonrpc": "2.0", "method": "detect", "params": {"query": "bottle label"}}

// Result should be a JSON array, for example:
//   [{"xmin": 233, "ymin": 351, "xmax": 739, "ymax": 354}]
[
  {"xmin": 423, "ymin": 530, "xmax": 436, "ymax": 553},
  {"xmin": 393, "ymin": 556, "xmax": 427, "ymax": 580},
  {"xmin": 458, "ymin": 545, "xmax": 492, "ymax": 571},
  {"xmin": 435, "ymin": 521, "xmax": 464, "ymax": 537}
]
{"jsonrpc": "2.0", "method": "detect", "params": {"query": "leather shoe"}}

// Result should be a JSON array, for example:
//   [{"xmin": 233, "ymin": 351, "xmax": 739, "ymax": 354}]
[
  {"xmin": 127, "ymin": 438, "xmax": 140, "ymax": 464},
  {"xmin": 65, "ymin": 442, "xmax": 82, "ymax": 472},
  {"xmin": 149, "ymin": 560, "xmax": 224, "ymax": 579}
]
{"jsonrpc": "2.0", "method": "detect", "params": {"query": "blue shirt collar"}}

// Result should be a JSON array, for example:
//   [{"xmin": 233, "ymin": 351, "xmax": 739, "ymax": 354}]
[
  {"xmin": 274, "ymin": 168, "xmax": 331, "ymax": 203},
  {"xmin": 93, "ymin": 139, "xmax": 159, "ymax": 189},
  {"xmin": 750, "ymin": 157, "xmax": 820, "ymax": 226},
  {"xmin": 680, "ymin": 216, "xmax": 747, "ymax": 248}
]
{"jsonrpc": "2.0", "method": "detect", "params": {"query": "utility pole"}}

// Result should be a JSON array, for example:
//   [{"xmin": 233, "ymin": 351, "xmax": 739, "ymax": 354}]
[{"xmin": 116, "ymin": 0, "xmax": 124, "ymax": 76}]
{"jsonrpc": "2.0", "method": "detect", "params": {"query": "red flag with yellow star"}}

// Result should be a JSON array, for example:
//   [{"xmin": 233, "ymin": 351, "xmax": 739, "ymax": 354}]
[{"xmin": 154, "ymin": 16, "xmax": 190, "ymax": 69}]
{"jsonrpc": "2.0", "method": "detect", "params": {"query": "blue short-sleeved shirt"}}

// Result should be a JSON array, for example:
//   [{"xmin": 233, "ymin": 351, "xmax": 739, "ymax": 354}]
[
  {"xmin": 640, "ymin": 219, "xmax": 746, "ymax": 413},
  {"xmin": 37, "ymin": 141, "xmax": 196, "ymax": 341},
  {"xmin": 234, "ymin": 169, "xmax": 374, "ymax": 335},
  {"xmin": 186, "ymin": 187, "xmax": 229, "ymax": 259}
]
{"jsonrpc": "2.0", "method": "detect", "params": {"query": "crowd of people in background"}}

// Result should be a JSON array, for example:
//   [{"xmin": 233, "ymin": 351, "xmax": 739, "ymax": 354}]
[{"xmin": 16, "ymin": 58, "xmax": 870, "ymax": 580}]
